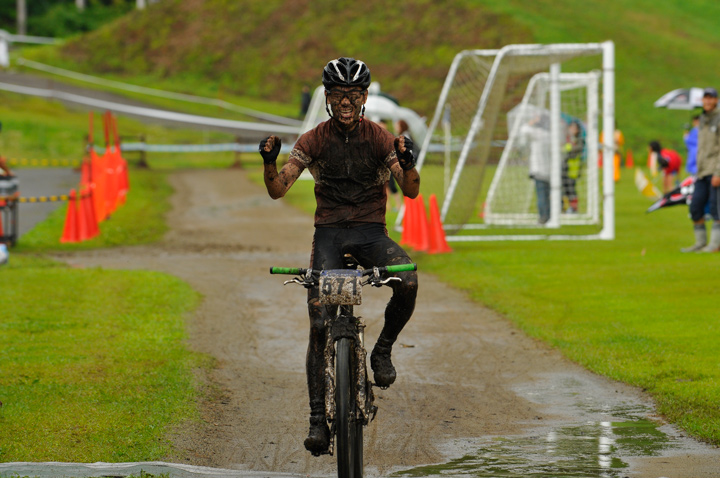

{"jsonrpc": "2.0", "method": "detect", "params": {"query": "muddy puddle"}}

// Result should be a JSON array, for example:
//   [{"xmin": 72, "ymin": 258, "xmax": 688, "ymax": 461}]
[
  {"xmin": 397, "ymin": 411, "xmax": 668, "ymax": 477},
  {"xmin": 393, "ymin": 372, "xmax": 718, "ymax": 478}
]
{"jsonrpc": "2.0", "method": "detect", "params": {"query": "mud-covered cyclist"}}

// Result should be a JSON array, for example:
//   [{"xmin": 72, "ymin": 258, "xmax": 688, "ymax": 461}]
[{"xmin": 260, "ymin": 57, "xmax": 420, "ymax": 455}]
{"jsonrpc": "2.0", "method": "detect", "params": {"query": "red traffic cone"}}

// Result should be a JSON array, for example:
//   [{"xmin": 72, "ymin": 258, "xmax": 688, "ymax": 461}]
[
  {"xmin": 80, "ymin": 187, "xmax": 99, "ymax": 240},
  {"xmin": 117, "ymin": 156, "xmax": 129, "ymax": 206},
  {"xmin": 80, "ymin": 159, "xmax": 92, "ymax": 187},
  {"xmin": 625, "ymin": 149, "xmax": 634, "ymax": 168},
  {"xmin": 60, "ymin": 189, "xmax": 79, "ymax": 243},
  {"xmin": 400, "ymin": 196, "xmax": 414, "ymax": 247},
  {"xmin": 103, "ymin": 147, "xmax": 119, "ymax": 216},
  {"xmin": 415, "ymin": 194, "xmax": 430, "ymax": 252},
  {"xmin": 91, "ymin": 149, "xmax": 107, "ymax": 222},
  {"xmin": 428, "ymin": 194, "xmax": 452, "ymax": 254}
]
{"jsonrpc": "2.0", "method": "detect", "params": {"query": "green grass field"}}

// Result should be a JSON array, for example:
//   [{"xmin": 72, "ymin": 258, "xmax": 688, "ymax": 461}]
[
  {"xmin": 0, "ymin": 255, "xmax": 203, "ymax": 462},
  {"xmin": 0, "ymin": 96, "xmax": 210, "ymax": 461}
]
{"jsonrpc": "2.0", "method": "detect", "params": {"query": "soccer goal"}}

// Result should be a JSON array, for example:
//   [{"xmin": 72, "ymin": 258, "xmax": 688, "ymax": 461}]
[{"xmin": 398, "ymin": 42, "xmax": 615, "ymax": 241}]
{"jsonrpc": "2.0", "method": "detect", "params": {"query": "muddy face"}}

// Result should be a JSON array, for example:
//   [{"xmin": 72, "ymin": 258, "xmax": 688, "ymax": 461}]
[{"xmin": 326, "ymin": 88, "xmax": 367, "ymax": 128}]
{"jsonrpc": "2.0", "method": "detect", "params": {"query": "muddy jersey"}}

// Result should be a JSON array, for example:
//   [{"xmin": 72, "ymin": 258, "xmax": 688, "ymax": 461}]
[{"xmin": 288, "ymin": 119, "xmax": 398, "ymax": 227}]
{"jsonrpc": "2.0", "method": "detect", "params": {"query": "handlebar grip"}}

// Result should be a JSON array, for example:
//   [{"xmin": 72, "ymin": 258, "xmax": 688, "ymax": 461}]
[
  {"xmin": 269, "ymin": 267, "xmax": 304, "ymax": 275},
  {"xmin": 385, "ymin": 263, "xmax": 417, "ymax": 273}
]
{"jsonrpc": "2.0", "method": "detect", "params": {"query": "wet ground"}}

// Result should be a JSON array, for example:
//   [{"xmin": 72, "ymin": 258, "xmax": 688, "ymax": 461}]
[{"xmin": 1, "ymin": 168, "xmax": 718, "ymax": 478}]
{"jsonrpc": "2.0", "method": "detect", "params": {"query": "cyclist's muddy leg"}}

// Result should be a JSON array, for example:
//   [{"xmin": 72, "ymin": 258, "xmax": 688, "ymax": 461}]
[
  {"xmin": 381, "ymin": 256, "xmax": 418, "ymax": 342},
  {"xmin": 304, "ymin": 228, "xmax": 343, "ymax": 454},
  {"xmin": 371, "ymin": 256, "xmax": 418, "ymax": 387},
  {"xmin": 304, "ymin": 297, "xmax": 331, "ymax": 454},
  {"xmin": 350, "ymin": 225, "xmax": 419, "ymax": 388}
]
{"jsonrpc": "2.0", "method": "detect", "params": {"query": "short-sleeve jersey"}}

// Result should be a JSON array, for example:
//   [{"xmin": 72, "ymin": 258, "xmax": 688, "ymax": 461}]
[{"xmin": 288, "ymin": 119, "xmax": 398, "ymax": 227}]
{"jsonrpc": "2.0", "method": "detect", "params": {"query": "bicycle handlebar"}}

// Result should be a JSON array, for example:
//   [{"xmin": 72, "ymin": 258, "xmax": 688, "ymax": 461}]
[{"xmin": 269, "ymin": 263, "xmax": 417, "ymax": 276}]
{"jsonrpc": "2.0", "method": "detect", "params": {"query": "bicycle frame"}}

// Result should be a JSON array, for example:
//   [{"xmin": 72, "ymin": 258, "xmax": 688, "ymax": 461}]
[{"xmin": 270, "ymin": 261, "xmax": 417, "ymax": 476}]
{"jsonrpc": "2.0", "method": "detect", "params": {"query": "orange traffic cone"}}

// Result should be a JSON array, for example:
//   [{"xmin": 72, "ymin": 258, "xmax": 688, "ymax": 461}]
[
  {"xmin": 400, "ymin": 196, "xmax": 415, "ymax": 247},
  {"xmin": 625, "ymin": 149, "xmax": 634, "ymax": 168},
  {"xmin": 103, "ymin": 147, "xmax": 119, "ymax": 216},
  {"xmin": 428, "ymin": 194, "xmax": 452, "ymax": 254},
  {"xmin": 116, "ymin": 155, "xmax": 129, "ymax": 206},
  {"xmin": 80, "ymin": 159, "xmax": 92, "ymax": 187},
  {"xmin": 80, "ymin": 187, "xmax": 99, "ymax": 240},
  {"xmin": 60, "ymin": 190, "xmax": 79, "ymax": 243},
  {"xmin": 91, "ymin": 148, "xmax": 107, "ymax": 222},
  {"xmin": 415, "ymin": 194, "xmax": 430, "ymax": 252}
]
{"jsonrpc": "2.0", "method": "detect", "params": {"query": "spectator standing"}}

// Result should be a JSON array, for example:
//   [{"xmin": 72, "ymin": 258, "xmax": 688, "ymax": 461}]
[
  {"xmin": 521, "ymin": 114, "xmax": 551, "ymax": 224},
  {"xmin": 648, "ymin": 140, "xmax": 682, "ymax": 193},
  {"xmin": 562, "ymin": 120, "xmax": 584, "ymax": 213},
  {"xmin": 682, "ymin": 87, "xmax": 720, "ymax": 253},
  {"xmin": 684, "ymin": 114, "xmax": 700, "ymax": 176}
]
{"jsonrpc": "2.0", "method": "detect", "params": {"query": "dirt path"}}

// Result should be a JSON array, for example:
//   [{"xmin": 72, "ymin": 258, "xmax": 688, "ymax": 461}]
[{"xmin": 58, "ymin": 169, "xmax": 719, "ymax": 477}]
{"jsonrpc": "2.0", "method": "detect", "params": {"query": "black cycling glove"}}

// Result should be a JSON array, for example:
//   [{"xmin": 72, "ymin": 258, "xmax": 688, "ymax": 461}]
[
  {"xmin": 395, "ymin": 136, "xmax": 416, "ymax": 171},
  {"xmin": 259, "ymin": 136, "xmax": 281, "ymax": 165}
]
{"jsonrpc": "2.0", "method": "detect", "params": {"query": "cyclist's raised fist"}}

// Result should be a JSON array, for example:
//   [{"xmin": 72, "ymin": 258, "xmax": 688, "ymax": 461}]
[
  {"xmin": 394, "ymin": 135, "xmax": 415, "ymax": 171},
  {"xmin": 259, "ymin": 135, "xmax": 282, "ymax": 164}
]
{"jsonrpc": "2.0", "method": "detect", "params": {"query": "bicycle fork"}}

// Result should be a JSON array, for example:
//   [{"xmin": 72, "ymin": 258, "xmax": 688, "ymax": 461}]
[{"xmin": 324, "ymin": 312, "xmax": 376, "ymax": 456}]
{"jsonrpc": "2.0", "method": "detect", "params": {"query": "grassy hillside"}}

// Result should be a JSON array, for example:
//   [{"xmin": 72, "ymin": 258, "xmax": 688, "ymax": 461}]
[
  {"xmin": 39, "ymin": 0, "xmax": 531, "ymax": 117},
  {"xmin": 23, "ymin": 0, "xmax": 719, "ymax": 158}
]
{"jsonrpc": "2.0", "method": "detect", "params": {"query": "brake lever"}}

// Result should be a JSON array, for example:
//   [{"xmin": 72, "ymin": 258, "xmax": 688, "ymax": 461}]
[
  {"xmin": 283, "ymin": 278, "xmax": 306, "ymax": 286},
  {"xmin": 364, "ymin": 276, "xmax": 402, "ymax": 287}
]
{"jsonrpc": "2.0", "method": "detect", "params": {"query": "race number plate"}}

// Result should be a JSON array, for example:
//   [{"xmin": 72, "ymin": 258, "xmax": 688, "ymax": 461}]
[{"xmin": 319, "ymin": 269, "xmax": 362, "ymax": 305}]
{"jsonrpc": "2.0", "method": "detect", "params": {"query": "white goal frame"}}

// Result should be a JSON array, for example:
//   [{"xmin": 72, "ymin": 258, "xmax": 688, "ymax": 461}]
[
  {"xmin": 483, "ymin": 71, "xmax": 601, "ymax": 227},
  {"xmin": 398, "ymin": 42, "xmax": 615, "ymax": 241}
]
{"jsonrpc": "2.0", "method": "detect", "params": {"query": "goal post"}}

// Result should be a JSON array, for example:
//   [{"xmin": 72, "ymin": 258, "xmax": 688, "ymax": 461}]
[{"xmin": 397, "ymin": 41, "xmax": 615, "ymax": 241}]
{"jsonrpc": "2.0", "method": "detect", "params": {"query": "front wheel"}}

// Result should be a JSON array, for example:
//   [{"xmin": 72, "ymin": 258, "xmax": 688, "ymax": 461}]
[{"xmin": 335, "ymin": 337, "xmax": 363, "ymax": 477}]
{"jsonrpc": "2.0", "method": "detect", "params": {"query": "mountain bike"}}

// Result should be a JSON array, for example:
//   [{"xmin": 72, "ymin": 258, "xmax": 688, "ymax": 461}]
[{"xmin": 270, "ymin": 259, "xmax": 417, "ymax": 478}]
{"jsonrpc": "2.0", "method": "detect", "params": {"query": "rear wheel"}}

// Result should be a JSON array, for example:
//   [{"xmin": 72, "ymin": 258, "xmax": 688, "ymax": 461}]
[{"xmin": 335, "ymin": 337, "xmax": 362, "ymax": 477}]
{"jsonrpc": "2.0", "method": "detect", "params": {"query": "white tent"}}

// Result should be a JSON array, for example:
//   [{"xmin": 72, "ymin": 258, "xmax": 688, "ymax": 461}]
[{"xmin": 654, "ymin": 87, "xmax": 704, "ymax": 110}]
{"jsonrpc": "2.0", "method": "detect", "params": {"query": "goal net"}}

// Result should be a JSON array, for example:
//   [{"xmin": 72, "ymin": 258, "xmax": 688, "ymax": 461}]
[{"xmin": 399, "ymin": 42, "xmax": 615, "ymax": 241}]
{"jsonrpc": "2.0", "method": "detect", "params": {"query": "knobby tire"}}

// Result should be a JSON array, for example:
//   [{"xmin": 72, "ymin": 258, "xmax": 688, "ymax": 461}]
[{"xmin": 335, "ymin": 337, "xmax": 362, "ymax": 478}]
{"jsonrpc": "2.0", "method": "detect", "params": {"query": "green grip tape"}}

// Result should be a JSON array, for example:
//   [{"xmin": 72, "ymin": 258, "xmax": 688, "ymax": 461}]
[
  {"xmin": 270, "ymin": 267, "xmax": 302, "ymax": 275},
  {"xmin": 385, "ymin": 263, "xmax": 417, "ymax": 273}
]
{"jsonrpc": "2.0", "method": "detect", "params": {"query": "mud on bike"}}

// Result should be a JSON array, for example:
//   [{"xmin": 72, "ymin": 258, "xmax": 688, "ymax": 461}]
[{"xmin": 270, "ymin": 259, "xmax": 417, "ymax": 478}]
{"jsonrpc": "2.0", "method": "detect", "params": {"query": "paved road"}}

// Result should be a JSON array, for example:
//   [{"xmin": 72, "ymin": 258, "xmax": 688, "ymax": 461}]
[{"xmin": 14, "ymin": 168, "xmax": 79, "ymax": 238}]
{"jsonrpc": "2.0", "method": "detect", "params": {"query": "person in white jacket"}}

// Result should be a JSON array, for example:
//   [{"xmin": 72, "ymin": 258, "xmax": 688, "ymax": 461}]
[{"xmin": 520, "ymin": 114, "xmax": 552, "ymax": 224}]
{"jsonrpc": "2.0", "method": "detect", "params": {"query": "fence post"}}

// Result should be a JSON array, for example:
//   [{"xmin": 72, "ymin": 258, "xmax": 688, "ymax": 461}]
[
  {"xmin": 231, "ymin": 135, "xmax": 243, "ymax": 168},
  {"xmin": 137, "ymin": 134, "xmax": 149, "ymax": 168}
]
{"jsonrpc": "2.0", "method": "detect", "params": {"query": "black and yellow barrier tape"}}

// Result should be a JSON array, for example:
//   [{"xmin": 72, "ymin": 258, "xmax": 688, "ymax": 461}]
[
  {"xmin": 7, "ymin": 158, "xmax": 81, "ymax": 168},
  {"xmin": 0, "ymin": 193, "xmax": 91, "ymax": 203}
]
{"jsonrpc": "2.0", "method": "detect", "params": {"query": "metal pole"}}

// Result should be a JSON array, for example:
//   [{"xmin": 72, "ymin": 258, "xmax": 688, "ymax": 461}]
[
  {"xmin": 548, "ymin": 62, "xmax": 562, "ymax": 228},
  {"xmin": 16, "ymin": 0, "xmax": 26, "ymax": 36},
  {"xmin": 600, "ymin": 41, "xmax": 615, "ymax": 240},
  {"xmin": 0, "ymin": 33, "xmax": 9, "ymax": 68},
  {"xmin": 76, "ymin": 0, "xmax": 85, "ymax": 10}
]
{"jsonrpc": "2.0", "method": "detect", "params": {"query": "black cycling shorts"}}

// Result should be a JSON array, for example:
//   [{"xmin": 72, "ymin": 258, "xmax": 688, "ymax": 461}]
[{"xmin": 308, "ymin": 223, "xmax": 412, "ymax": 301}]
